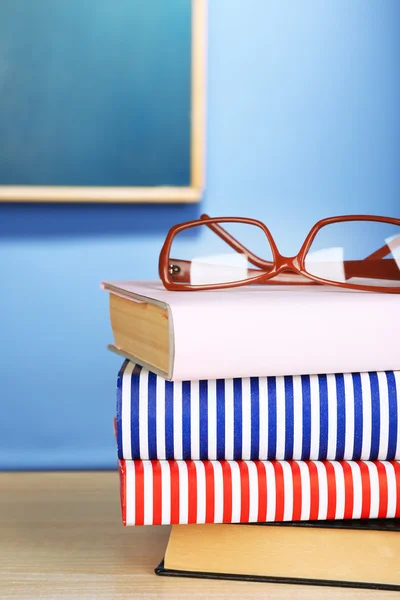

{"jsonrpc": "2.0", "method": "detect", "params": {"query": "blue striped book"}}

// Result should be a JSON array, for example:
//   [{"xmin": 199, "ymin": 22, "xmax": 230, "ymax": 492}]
[{"xmin": 116, "ymin": 360, "xmax": 400, "ymax": 461}]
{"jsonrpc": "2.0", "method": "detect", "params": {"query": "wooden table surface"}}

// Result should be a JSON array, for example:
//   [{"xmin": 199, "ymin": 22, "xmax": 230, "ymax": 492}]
[{"xmin": 0, "ymin": 471, "xmax": 397, "ymax": 599}]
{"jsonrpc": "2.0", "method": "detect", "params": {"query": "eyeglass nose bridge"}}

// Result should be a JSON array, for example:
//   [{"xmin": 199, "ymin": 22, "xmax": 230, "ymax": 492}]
[{"xmin": 273, "ymin": 254, "xmax": 301, "ymax": 274}]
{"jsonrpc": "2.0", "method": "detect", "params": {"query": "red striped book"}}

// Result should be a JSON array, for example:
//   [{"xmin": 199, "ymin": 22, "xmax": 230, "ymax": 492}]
[{"xmin": 119, "ymin": 459, "xmax": 400, "ymax": 526}]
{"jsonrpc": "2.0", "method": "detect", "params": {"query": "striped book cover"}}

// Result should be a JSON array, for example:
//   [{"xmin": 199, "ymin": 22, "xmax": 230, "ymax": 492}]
[
  {"xmin": 117, "ymin": 361, "xmax": 400, "ymax": 461},
  {"xmin": 119, "ymin": 459, "xmax": 400, "ymax": 526}
]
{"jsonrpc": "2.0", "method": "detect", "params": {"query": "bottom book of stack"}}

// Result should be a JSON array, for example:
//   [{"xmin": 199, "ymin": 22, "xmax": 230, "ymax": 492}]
[{"xmin": 156, "ymin": 519, "xmax": 400, "ymax": 591}]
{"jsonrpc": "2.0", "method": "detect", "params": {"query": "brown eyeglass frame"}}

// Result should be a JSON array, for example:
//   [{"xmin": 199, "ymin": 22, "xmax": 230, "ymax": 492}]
[{"xmin": 159, "ymin": 214, "xmax": 400, "ymax": 293}]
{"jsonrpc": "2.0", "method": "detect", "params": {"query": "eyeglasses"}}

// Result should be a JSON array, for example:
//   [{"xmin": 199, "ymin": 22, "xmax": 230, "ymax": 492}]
[{"xmin": 159, "ymin": 214, "xmax": 400, "ymax": 293}]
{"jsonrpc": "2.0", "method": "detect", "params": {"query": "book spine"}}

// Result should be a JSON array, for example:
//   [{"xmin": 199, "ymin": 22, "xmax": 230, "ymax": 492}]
[
  {"xmin": 117, "ymin": 361, "xmax": 400, "ymax": 461},
  {"xmin": 119, "ymin": 459, "xmax": 400, "ymax": 526}
]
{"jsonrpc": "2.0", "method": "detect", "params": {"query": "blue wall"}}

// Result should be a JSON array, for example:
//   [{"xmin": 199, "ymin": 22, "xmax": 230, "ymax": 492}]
[{"xmin": 1, "ymin": 0, "xmax": 399, "ymax": 469}]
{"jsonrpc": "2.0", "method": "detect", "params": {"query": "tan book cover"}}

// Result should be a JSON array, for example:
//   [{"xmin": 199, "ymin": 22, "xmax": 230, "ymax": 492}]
[{"xmin": 157, "ymin": 519, "xmax": 400, "ymax": 590}]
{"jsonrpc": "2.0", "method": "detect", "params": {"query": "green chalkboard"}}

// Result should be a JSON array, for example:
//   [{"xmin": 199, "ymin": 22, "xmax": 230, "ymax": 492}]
[{"xmin": 0, "ymin": 0, "xmax": 206, "ymax": 202}]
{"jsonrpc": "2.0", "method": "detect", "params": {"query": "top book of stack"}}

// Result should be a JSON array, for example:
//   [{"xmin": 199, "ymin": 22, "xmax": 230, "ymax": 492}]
[{"xmin": 101, "ymin": 280, "xmax": 400, "ymax": 381}]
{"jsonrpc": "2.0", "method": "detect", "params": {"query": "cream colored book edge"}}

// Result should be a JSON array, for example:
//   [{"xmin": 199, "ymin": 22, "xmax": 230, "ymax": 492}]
[
  {"xmin": 106, "ymin": 287, "xmax": 174, "ymax": 379},
  {"xmin": 161, "ymin": 523, "xmax": 400, "ymax": 589}
]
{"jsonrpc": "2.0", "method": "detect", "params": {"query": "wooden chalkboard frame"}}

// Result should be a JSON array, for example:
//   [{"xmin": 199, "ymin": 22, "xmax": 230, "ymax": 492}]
[{"xmin": 0, "ymin": 0, "xmax": 207, "ymax": 204}]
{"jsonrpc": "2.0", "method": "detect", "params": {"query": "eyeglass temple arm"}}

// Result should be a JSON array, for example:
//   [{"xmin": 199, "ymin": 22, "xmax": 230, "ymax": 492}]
[
  {"xmin": 200, "ymin": 214, "xmax": 273, "ymax": 270},
  {"xmin": 344, "ymin": 240, "xmax": 400, "ymax": 281},
  {"xmin": 167, "ymin": 258, "xmax": 316, "ymax": 285},
  {"xmin": 364, "ymin": 243, "xmax": 392, "ymax": 261}
]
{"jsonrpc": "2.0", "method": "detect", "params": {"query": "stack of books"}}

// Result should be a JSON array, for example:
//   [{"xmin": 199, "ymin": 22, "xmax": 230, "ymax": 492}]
[{"xmin": 102, "ymin": 279, "xmax": 400, "ymax": 590}]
